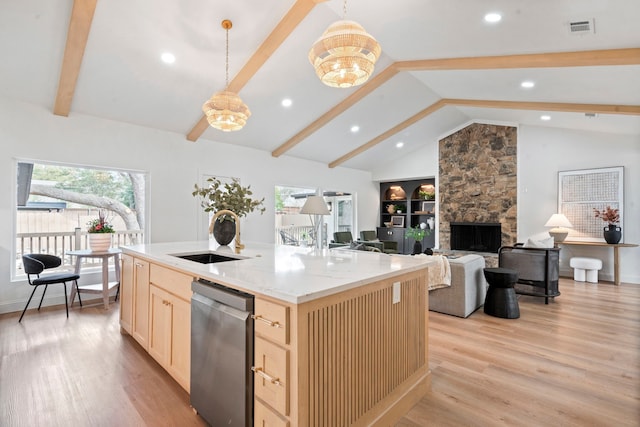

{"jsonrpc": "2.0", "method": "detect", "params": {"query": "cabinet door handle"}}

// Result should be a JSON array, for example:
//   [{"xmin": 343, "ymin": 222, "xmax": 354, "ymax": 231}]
[
  {"xmin": 251, "ymin": 314, "xmax": 282, "ymax": 328},
  {"xmin": 251, "ymin": 367, "xmax": 282, "ymax": 386},
  {"xmin": 135, "ymin": 262, "xmax": 144, "ymax": 268}
]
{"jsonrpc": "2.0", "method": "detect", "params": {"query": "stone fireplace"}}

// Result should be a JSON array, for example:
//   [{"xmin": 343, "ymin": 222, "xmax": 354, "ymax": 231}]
[{"xmin": 439, "ymin": 123, "xmax": 517, "ymax": 252}]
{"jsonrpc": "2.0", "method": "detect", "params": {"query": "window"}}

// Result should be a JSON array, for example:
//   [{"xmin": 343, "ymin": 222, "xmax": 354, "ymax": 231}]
[
  {"xmin": 275, "ymin": 186, "xmax": 354, "ymax": 247},
  {"xmin": 14, "ymin": 160, "xmax": 147, "ymax": 278}
]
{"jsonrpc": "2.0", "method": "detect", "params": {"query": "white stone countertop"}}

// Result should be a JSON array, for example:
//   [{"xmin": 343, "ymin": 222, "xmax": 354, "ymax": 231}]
[{"xmin": 120, "ymin": 240, "xmax": 434, "ymax": 304}]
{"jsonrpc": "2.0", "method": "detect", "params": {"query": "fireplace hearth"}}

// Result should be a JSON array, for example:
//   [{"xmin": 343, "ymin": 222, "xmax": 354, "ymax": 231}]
[{"xmin": 450, "ymin": 222, "xmax": 501, "ymax": 253}]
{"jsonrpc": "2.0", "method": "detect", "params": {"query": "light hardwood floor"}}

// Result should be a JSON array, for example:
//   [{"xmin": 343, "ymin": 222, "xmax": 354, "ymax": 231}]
[{"xmin": 1, "ymin": 278, "xmax": 638, "ymax": 426}]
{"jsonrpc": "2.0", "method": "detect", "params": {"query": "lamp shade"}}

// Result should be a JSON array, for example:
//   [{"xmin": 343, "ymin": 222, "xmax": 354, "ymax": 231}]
[
  {"xmin": 308, "ymin": 20, "xmax": 381, "ymax": 88},
  {"xmin": 300, "ymin": 196, "xmax": 330, "ymax": 215},
  {"xmin": 545, "ymin": 214, "xmax": 573, "ymax": 228},
  {"xmin": 203, "ymin": 90, "xmax": 251, "ymax": 132}
]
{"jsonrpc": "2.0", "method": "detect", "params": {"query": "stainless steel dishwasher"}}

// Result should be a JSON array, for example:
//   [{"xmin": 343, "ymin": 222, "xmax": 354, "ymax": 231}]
[{"xmin": 190, "ymin": 279, "xmax": 254, "ymax": 426}]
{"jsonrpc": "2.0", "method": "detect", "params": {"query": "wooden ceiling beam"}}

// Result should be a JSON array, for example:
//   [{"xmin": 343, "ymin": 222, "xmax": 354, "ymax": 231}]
[
  {"xmin": 186, "ymin": 0, "xmax": 327, "ymax": 142},
  {"xmin": 328, "ymin": 99, "xmax": 448, "ymax": 168},
  {"xmin": 277, "ymin": 48, "xmax": 640, "ymax": 159},
  {"xmin": 53, "ymin": 0, "xmax": 98, "ymax": 117},
  {"xmin": 443, "ymin": 99, "xmax": 640, "ymax": 116},
  {"xmin": 328, "ymin": 98, "xmax": 640, "ymax": 168},
  {"xmin": 395, "ymin": 48, "xmax": 640, "ymax": 71},
  {"xmin": 271, "ymin": 64, "xmax": 400, "ymax": 157}
]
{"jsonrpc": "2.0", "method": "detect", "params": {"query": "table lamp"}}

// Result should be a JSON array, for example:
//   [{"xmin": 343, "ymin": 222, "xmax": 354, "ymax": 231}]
[
  {"xmin": 545, "ymin": 213, "xmax": 573, "ymax": 243},
  {"xmin": 300, "ymin": 195, "xmax": 330, "ymax": 249}
]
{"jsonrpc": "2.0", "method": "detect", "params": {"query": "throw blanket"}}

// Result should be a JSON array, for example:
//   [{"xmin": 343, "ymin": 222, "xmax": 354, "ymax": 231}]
[{"xmin": 415, "ymin": 254, "xmax": 451, "ymax": 290}]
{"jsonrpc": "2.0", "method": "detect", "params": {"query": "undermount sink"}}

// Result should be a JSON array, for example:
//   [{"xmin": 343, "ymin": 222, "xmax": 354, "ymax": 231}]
[{"xmin": 172, "ymin": 252, "xmax": 241, "ymax": 264}]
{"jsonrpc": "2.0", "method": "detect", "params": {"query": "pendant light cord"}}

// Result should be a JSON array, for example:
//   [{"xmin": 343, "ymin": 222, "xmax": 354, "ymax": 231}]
[
  {"xmin": 343, "ymin": 0, "xmax": 347, "ymax": 19},
  {"xmin": 225, "ymin": 26, "xmax": 229, "ymax": 87}
]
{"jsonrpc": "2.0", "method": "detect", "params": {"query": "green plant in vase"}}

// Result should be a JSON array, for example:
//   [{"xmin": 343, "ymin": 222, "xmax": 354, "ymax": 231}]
[
  {"xmin": 405, "ymin": 224, "xmax": 431, "ymax": 255},
  {"xmin": 192, "ymin": 177, "xmax": 265, "ymax": 245}
]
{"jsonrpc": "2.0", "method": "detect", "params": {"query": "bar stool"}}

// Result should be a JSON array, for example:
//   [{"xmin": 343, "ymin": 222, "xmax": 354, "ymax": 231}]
[{"xmin": 483, "ymin": 267, "xmax": 520, "ymax": 319}]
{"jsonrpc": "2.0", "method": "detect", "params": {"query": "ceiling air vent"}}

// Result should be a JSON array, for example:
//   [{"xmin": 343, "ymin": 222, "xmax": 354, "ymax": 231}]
[{"xmin": 569, "ymin": 19, "xmax": 595, "ymax": 35}]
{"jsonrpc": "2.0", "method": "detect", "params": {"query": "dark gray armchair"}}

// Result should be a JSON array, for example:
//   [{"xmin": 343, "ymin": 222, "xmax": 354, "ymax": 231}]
[
  {"xmin": 498, "ymin": 244, "xmax": 560, "ymax": 304},
  {"xmin": 329, "ymin": 231, "xmax": 353, "ymax": 248},
  {"xmin": 359, "ymin": 230, "xmax": 398, "ymax": 254}
]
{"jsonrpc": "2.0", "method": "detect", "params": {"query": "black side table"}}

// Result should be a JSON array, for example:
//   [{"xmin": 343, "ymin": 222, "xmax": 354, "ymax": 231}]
[{"xmin": 483, "ymin": 268, "xmax": 520, "ymax": 319}]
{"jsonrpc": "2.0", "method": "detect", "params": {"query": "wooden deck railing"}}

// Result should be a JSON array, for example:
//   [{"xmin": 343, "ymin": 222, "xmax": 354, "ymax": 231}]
[
  {"xmin": 275, "ymin": 224, "xmax": 347, "ymax": 247},
  {"xmin": 16, "ymin": 228, "xmax": 144, "ymax": 274}
]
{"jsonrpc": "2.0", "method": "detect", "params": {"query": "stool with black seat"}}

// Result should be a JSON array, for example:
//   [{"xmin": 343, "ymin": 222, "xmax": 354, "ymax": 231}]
[
  {"xmin": 483, "ymin": 267, "xmax": 520, "ymax": 319},
  {"xmin": 20, "ymin": 254, "xmax": 82, "ymax": 322}
]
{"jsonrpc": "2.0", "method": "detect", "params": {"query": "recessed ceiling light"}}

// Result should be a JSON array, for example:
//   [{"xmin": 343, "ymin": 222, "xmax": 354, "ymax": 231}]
[
  {"xmin": 484, "ymin": 13, "xmax": 502, "ymax": 23},
  {"xmin": 161, "ymin": 52, "xmax": 175, "ymax": 64},
  {"xmin": 281, "ymin": 98, "xmax": 292, "ymax": 107},
  {"xmin": 396, "ymin": 142, "xmax": 404, "ymax": 148},
  {"xmin": 350, "ymin": 125, "xmax": 360, "ymax": 133},
  {"xmin": 521, "ymin": 80, "xmax": 535, "ymax": 89},
  {"xmin": 540, "ymin": 115, "xmax": 551, "ymax": 121}
]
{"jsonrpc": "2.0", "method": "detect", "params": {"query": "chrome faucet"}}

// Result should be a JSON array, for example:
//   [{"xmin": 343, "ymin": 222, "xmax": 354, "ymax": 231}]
[{"xmin": 209, "ymin": 209, "xmax": 245, "ymax": 253}]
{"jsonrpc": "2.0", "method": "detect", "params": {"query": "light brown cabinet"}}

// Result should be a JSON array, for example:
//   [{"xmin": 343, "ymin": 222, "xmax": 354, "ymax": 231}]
[
  {"xmin": 253, "ymin": 298, "xmax": 291, "ymax": 422},
  {"xmin": 119, "ymin": 254, "xmax": 149, "ymax": 350},
  {"xmin": 147, "ymin": 265, "xmax": 191, "ymax": 392},
  {"xmin": 254, "ymin": 399, "xmax": 290, "ymax": 427},
  {"xmin": 132, "ymin": 259, "xmax": 150, "ymax": 348},
  {"xmin": 119, "ymin": 254, "xmax": 134, "ymax": 333},
  {"xmin": 120, "ymin": 258, "xmax": 190, "ymax": 393}
]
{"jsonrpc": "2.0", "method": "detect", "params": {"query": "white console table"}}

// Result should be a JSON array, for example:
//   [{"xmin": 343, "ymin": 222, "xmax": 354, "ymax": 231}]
[{"xmin": 559, "ymin": 241, "xmax": 638, "ymax": 285}]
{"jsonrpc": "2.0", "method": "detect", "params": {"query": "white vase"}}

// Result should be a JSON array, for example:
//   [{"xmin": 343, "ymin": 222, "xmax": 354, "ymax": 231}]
[{"xmin": 89, "ymin": 233, "xmax": 112, "ymax": 252}]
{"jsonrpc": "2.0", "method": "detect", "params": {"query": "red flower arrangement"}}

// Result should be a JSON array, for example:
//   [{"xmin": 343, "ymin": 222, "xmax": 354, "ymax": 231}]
[
  {"xmin": 593, "ymin": 206, "xmax": 620, "ymax": 225},
  {"xmin": 87, "ymin": 211, "xmax": 115, "ymax": 233}
]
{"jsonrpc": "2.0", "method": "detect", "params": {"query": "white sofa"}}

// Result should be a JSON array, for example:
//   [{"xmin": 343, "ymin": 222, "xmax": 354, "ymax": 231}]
[{"xmin": 429, "ymin": 254, "xmax": 487, "ymax": 318}]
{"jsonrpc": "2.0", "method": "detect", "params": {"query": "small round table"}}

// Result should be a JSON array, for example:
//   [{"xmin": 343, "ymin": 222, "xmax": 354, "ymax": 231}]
[
  {"xmin": 483, "ymin": 267, "xmax": 520, "ymax": 319},
  {"xmin": 67, "ymin": 249, "xmax": 121, "ymax": 310}
]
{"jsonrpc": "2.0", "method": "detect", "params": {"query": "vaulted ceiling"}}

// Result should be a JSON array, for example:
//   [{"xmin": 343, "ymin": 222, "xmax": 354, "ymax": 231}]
[{"xmin": 2, "ymin": 0, "xmax": 639, "ymax": 172}]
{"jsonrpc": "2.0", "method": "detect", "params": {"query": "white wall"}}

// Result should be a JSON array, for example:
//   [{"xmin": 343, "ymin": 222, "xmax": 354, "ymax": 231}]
[
  {"xmin": 0, "ymin": 99, "xmax": 378, "ymax": 313},
  {"xmin": 518, "ymin": 125, "xmax": 639, "ymax": 283},
  {"xmin": 375, "ymin": 123, "xmax": 640, "ymax": 284}
]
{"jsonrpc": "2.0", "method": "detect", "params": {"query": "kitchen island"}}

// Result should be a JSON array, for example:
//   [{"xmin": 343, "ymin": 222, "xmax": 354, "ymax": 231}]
[{"xmin": 120, "ymin": 241, "xmax": 434, "ymax": 426}]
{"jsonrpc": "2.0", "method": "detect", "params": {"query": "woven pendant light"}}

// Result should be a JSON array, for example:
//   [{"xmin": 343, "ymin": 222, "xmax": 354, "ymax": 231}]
[
  {"xmin": 202, "ymin": 20, "xmax": 251, "ymax": 132},
  {"xmin": 308, "ymin": 1, "xmax": 381, "ymax": 88}
]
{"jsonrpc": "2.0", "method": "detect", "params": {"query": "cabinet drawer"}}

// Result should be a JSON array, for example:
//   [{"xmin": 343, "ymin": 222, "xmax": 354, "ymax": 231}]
[
  {"xmin": 254, "ymin": 399, "xmax": 289, "ymax": 427},
  {"xmin": 254, "ymin": 299, "xmax": 289, "ymax": 345},
  {"xmin": 253, "ymin": 337, "xmax": 289, "ymax": 416},
  {"xmin": 149, "ymin": 264, "xmax": 193, "ymax": 301}
]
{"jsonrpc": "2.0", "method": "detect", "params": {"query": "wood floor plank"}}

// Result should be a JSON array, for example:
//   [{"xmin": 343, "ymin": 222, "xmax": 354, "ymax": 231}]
[
  {"xmin": 400, "ymin": 279, "xmax": 640, "ymax": 426},
  {"xmin": 1, "ymin": 279, "xmax": 638, "ymax": 426}
]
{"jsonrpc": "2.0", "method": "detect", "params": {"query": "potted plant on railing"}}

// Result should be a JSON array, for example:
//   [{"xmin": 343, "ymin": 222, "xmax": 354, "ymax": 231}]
[
  {"xmin": 192, "ymin": 177, "xmax": 265, "ymax": 246},
  {"xmin": 87, "ymin": 211, "xmax": 115, "ymax": 251},
  {"xmin": 405, "ymin": 223, "xmax": 431, "ymax": 255},
  {"xmin": 593, "ymin": 206, "xmax": 621, "ymax": 244}
]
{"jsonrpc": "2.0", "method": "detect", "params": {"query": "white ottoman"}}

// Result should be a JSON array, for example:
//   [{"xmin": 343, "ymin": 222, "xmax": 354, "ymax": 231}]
[{"xmin": 570, "ymin": 257, "xmax": 603, "ymax": 283}]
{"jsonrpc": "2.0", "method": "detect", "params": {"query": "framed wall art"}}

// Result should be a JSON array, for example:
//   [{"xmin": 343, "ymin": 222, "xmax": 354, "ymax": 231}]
[
  {"xmin": 421, "ymin": 201, "xmax": 432, "ymax": 213},
  {"xmin": 558, "ymin": 166, "xmax": 623, "ymax": 242},
  {"xmin": 391, "ymin": 215, "xmax": 405, "ymax": 228}
]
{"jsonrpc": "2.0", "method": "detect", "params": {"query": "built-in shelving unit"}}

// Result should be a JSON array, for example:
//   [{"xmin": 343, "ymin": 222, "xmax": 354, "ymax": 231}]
[{"xmin": 378, "ymin": 178, "xmax": 436, "ymax": 254}]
